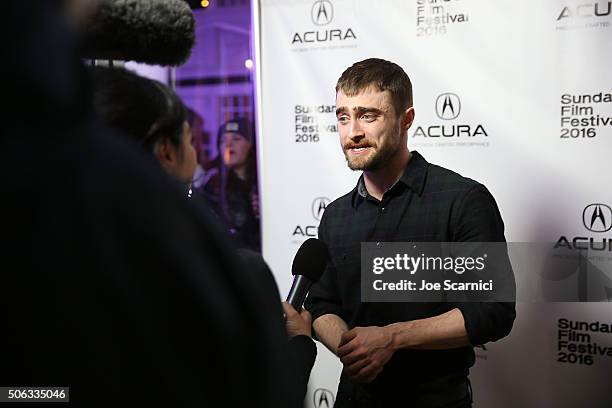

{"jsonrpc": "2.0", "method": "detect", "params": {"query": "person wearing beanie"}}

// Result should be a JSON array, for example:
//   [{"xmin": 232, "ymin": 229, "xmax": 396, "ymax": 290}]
[{"xmin": 197, "ymin": 118, "xmax": 261, "ymax": 251}]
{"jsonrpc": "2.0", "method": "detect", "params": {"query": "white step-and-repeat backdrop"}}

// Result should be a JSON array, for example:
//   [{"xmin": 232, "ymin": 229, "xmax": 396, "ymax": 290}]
[{"xmin": 253, "ymin": 1, "xmax": 612, "ymax": 406}]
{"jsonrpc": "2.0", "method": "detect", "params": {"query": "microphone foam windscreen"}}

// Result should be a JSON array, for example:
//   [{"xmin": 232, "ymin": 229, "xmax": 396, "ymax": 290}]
[
  {"xmin": 291, "ymin": 238, "xmax": 330, "ymax": 282},
  {"xmin": 82, "ymin": 0, "xmax": 196, "ymax": 66}
]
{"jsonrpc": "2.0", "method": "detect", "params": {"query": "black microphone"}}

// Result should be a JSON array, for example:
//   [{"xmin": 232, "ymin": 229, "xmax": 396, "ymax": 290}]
[
  {"xmin": 286, "ymin": 238, "xmax": 329, "ymax": 310},
  {"xmin": 81, "ymin": 0, "xmax": 196, "ymax": 66}
]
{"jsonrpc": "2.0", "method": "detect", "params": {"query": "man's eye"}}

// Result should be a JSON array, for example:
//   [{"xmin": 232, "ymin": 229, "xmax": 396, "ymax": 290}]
[
  {"xmin": 361, "ymin": 114, "xmax": 375, "ymax": 122},
  {"xmin": 337, "ymin": 116, "xmax": 349, "ymax": 124}
]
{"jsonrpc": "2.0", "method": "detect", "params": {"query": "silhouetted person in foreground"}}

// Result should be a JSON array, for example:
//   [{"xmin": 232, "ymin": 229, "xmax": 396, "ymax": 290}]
[{"xmin": 1, "ymin": 2, "xmax": 311, "ymax": 406}]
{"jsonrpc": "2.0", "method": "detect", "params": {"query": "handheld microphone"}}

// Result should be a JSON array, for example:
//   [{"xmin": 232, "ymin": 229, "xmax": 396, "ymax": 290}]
[
  {"xmin": 286, "ymin": 238, "xmax": 329, "ymax": 310},
  {"xmin": 81, "ymin": 0, "xmax": 196, "ymax": 66}
]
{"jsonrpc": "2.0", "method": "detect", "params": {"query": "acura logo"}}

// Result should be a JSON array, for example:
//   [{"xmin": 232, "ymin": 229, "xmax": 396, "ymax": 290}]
[
  {"xmin": 313, "ymin": 388, "xmax": 335, "ymax": 408},
  {"xmin": 311, "ymin": 0, "xmax": 334, "ymax": 26},
  {"xmin": 583, "ymin": 204, "xmax": 612, "ymax": 233},
  {"xmin": 435, "ymin": 93, "xmax": 461, "ymax": 120},
  {"xmin": 312, "ymin": 197, "xmax": 331, "ymax": 221}
]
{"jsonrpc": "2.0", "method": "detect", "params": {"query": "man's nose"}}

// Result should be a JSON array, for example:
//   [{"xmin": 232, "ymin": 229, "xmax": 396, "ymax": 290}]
[{"xmin": 349, "ymin": 119, "xmax": 365, "ymax": 140}]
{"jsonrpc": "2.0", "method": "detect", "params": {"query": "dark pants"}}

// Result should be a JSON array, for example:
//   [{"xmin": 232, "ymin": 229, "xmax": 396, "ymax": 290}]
[{"xmin": 334, "ymin": 373, "xmax": 472, "ymax": 408}]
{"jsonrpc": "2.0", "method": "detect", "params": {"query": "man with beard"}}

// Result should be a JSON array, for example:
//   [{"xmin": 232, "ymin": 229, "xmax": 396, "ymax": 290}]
[{"xmin": 304, "ymin": 58, "xmax": 515, "ymax": 407}]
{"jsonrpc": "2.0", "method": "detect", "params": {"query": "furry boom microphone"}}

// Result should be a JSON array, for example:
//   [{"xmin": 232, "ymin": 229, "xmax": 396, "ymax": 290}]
[{"xmin": 82, "ymin": 0, "xmax": 196, "ymax": 66}]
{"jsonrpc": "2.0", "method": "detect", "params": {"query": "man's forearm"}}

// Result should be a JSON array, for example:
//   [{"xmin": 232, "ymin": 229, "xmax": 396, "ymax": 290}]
[
  {"xmin": 313, "ymin": 314, "xmax": 349, "ymax": 355},
  {"xmin": 386, "ymin": 308, "xmax": 470, "ymax": 350}
]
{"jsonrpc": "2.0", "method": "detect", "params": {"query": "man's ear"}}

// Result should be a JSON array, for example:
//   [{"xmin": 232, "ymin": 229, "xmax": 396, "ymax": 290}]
[
  {"xmin": 402, "ymin": 107, "xmax": 415, "ymax": 130},
  {"xmin": 154, "ymin": 137, "xmax": 177, "ymax": 173}
]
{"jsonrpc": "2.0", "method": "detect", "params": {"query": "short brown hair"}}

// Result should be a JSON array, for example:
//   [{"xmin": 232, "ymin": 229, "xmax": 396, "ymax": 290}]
[{"xmin": 336, "ymin": 58, "xmax": 413, "ymax": 116}]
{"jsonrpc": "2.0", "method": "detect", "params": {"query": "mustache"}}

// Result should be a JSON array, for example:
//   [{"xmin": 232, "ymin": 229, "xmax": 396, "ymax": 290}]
[{"xmin": 343, "ymin": 141, "xmax": 375, "ymax": 149}]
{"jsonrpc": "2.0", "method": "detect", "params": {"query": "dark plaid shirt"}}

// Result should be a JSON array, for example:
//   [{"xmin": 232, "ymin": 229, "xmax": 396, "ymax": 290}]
[{"xmin": 305, "ymin": 151, "xmax": 515, "ymax": 404}]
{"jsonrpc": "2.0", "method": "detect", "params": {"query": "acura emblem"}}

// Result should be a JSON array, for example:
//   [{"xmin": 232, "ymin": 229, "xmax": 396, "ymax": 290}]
[
  {"xmin": 435, "ymin": 93, "xmax": 461, "ymax": 120},
  {"xmin": 311, "ymin": 0, "xmax": 334, "ymax": 26}
]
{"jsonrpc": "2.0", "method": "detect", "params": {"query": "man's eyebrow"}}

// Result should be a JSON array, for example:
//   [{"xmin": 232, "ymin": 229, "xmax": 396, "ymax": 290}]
[
  {"xmin": 336, "ymin": 106, "xmax": 385, "ymax": 116},
  {"xmin": 353, "ymin": 106, "xmax": 384, "ymax": 115}
]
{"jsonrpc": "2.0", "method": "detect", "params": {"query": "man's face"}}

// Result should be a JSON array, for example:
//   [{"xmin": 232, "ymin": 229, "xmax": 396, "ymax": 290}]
[{"xmin": 336, "ymin": 87, "xmax": 405, "ymax": 172}]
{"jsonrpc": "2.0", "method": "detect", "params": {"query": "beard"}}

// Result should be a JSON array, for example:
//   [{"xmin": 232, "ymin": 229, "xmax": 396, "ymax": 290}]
[{"xmin": 343, "ymin": 133, "xmax": 401, "ymax": 172}]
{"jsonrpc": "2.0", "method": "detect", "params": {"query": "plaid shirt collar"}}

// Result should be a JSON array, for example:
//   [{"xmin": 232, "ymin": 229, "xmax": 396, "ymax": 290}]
[{"xmin": 351, "ymin": 150, "xmax": 429, "ymax": 208}]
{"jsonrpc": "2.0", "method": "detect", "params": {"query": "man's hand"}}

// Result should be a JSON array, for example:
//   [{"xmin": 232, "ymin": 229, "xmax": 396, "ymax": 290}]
[
  {"xmin": 337, "ymin": 326, "xmax": 395, "ymax": 383},
  {"xmin": 282, "ymin": 301, "xmax": 312, "ymax": 338}
]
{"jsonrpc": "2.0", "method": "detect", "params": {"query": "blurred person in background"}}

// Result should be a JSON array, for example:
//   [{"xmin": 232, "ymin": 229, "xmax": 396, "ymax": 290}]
[
  {"xmin": 198, "ymin": 118, "xmax": 261, "ymax": 251},
  {"xmin": 186, "ymin": 107, "xmax": 216, "ymax": 189}
]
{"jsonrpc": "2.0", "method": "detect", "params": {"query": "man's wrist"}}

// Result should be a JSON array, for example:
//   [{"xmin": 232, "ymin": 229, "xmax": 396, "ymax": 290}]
[{"xmin": 385, "ymin": 321, "xmax": 414, "ymax": 351}]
